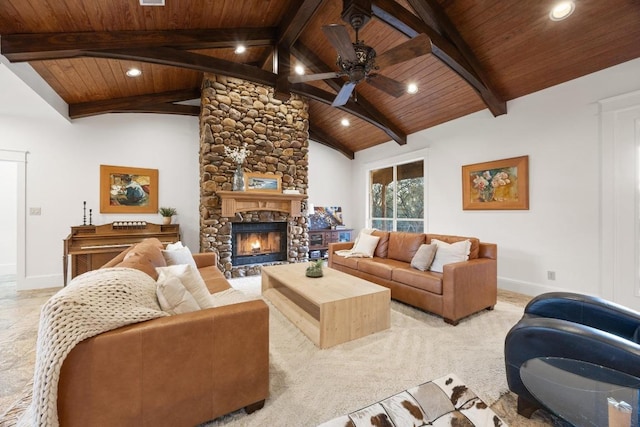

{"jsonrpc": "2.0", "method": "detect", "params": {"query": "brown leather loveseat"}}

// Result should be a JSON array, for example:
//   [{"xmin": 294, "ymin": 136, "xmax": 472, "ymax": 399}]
[
  {"xmin": 56, "ymin": 238, "xmax": 269, "ymax": 426},
  {"xmin": 328, "ymin": 231, "xmax": 497, "ymax": 325}
]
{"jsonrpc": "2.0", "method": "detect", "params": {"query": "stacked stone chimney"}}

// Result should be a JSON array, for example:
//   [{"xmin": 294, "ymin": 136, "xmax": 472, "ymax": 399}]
[{"xmin": 199, "ymin": 74, "xmax": 310, "ymax": 277}]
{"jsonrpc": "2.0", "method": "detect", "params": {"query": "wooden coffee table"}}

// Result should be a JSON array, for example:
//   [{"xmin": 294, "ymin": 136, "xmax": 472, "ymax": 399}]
[{"xmin": 261, "ymin": 263, "xmax": 391, "ymax": 349}]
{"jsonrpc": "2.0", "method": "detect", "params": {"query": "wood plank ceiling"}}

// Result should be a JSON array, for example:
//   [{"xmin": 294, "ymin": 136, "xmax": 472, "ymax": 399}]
[{"xmin": 1, "ymin": 0, "xmax": 639, "ymax": 158}]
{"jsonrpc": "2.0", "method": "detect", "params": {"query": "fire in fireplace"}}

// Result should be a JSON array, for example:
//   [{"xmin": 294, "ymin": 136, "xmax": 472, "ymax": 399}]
[{"xmin": 231, "ymin": 222, "xmax": 287, "ymax": 266}]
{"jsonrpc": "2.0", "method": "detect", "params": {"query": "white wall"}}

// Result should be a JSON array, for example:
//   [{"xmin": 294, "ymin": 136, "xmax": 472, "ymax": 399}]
[
  {"xmin": 307, "ymin": 142, "xmax": 354, "ymax": 226},
  {"xmin": 0, "ymin": 62, "xmax": 200, "ymax": 289},
  {"xmin": 353, "ymin": 57, "xmax": 640, "ymax": 301},
  {"xmin": 0, "ymin": 161, "xmax": 17, "ymax": 278}
]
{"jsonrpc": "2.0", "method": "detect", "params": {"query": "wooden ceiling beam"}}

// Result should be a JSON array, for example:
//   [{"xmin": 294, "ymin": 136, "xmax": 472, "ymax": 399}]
[
  {"xmin": 372, "ymin": 0, "xmax": 506, "ymax": 116},
  {"xmin": 309, "ymin": 126, "xmax": 355, "ymax": 159},
  {"xmin": 290, "ymin": 82, "xmax": 402, "ymax": 143},
  {"xmin": 406, "ymin": 0, "xmax": 505, "ymax": 115},
  {"xmin": 86, "ymin": 47, "xmax": 277, "ymax": 87},
  {"xmin": 292, "ymin": 42, "xmax": 406, "ymax": 146},
  {"xmin": 273, "ymin": 0, "xmax": 325, "ymax": 100},
  {"xmin": 1, "ymin": 28, "xmax": 277, "ymax": 62},
  {"xmin": 69, "ymin": 89, "xmax": 200, "ymax": 119}
]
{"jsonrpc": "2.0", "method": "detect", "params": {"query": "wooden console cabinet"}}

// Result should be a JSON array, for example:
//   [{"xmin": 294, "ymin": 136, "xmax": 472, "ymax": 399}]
[{"xmin": 309, "ymin": 229, "xmax": 353, "ymax": 260}]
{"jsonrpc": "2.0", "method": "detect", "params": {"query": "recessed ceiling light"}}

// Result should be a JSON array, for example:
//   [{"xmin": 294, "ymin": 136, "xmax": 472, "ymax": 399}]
[
  {"xmin": 341, "ymin": 118, "xmax": 350, "ymax": 127},
  {"xmin": 235, "ymin": 45, "xmax": 246, "ymax": 54},
  {"xmin": 126, "ymin": 68, "xmax": 142, "ymax": 77},
  {"xmin": 550, "ymin": 1, "xmax": 575, "ymax": 21},
  {"xmin": 407, "ymin": 83, "xmax": 418, "ymax": 94},
  {"xmin": 294, "ymin": 65, "xmax": 305, "ymax": 75}
]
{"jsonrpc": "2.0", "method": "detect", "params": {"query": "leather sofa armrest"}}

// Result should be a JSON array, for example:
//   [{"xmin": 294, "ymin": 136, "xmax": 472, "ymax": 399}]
[
  {"xmin": 328, "ymin": 242, "xmax": 354, "ymax": 267},
  {"xmin": 58, "ymin": 299, "xmax": 269, "ymax": 426},
  {"xmin": 441, "ymin": 258, "xmax": 497, "ymax": 323},
  {"xmin": 192, "ymin": 252, "xmax": 218, "ymax": 268}
]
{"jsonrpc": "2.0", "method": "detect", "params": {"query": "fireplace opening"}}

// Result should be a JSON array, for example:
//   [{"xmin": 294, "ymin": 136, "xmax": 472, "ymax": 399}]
[{"xmin": 232, "ymin": 222, "xmax": 287, "ymax": 266}]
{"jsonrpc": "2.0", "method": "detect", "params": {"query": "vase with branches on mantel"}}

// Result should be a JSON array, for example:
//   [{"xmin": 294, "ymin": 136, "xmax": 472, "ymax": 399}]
[{"xmin": 225, "ymin": 143, "xmax": 248, "ymax": 191}]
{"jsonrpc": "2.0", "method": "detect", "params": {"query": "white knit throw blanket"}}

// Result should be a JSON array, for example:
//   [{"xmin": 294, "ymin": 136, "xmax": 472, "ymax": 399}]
[{"xmin": 17, "ymin": 268, "xmax": 168, "ymax": 427}]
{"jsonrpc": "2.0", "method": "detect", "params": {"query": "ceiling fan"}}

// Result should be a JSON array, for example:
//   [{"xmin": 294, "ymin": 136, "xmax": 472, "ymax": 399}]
[{"xmin": 289, "ymin": 6, "xmax": 430, "ymax": 107}]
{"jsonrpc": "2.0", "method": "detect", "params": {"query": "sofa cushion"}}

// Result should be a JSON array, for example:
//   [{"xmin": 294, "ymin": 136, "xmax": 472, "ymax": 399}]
[
  {"xmin": 387, "ymin": 232, "xmax": 425, "ymax": 263},
  {"xmin": 429, "ymin": 239, "xmax": 471, "ymax": 273},
  {"xmin": 427, "ymin": 234, "xmax": 480, "ymax": 260},
  {"xmin": 392, "ymin": 268, "xmax": 443, "ymax": 295},
  {"xmin": 156, "ymin": 275, "xmax": 201, "ymax": 315},
  {"xmin": 156, "ymin": 264, "xmax": 215, "ymax": 309},
  {"xmin": 358, "ymin": 258, "xmax": 408, "ymax": 280},
  {"xmin": 118, "ymin": 244, "xmax": 167, "ymax": 280},
  {"xmin": 162, "ymin": 245, "xmax": 198, "ymax": 268},
  {"xmin": 372, "ymin": 230, "xmax": 390, "ymax": 258},
  {"xmin": 198, "ymin": 265, "xmax": 232, "ymax": 293},
  {"xmin": 351, "ymin": 233, "xmax": 380, "ymax": 257},
  {"xmin": 331, "ymin": 254, "xmax": 361, "ymax": 270},
  {"xmin": 410, "ymin": 243, "xmax": 437, "ymax": 271}
]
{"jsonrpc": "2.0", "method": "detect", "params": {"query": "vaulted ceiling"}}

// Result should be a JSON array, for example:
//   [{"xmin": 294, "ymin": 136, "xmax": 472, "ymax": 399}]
[{"xmin": 1, "ymin": 0, "xmax": 639, "ymax": 158}]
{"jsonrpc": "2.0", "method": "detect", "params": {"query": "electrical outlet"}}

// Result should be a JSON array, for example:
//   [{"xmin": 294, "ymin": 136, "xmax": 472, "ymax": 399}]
[
  {"xmin": 29, "ymin": 207, "xmax": 41, "ymax": 216},
  {"xmin": 547, "ymin": 271, "xmax": 556, "ymax": 281}
]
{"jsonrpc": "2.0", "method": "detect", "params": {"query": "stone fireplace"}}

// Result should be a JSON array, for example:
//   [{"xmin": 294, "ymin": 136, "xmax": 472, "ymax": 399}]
[
  {"xmin": 199, "ymin": 74, "xmax": 310, "ymax": 277},
  {"xmin": 232, "ymin": 222, "xmax": 287, "ymax": 266}
]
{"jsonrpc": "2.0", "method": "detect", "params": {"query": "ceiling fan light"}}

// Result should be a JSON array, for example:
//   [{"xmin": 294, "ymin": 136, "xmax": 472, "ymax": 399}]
[
  {"xmin": 341, "ymin": 118, "xmax": 350, "ymax": 127},
  {"xmin": 407, "ymin": 83, "xmax": 418, "ymax": 94},
  {"xmin": 294, "ymin": 65, "xmax": 305, "ymax": 75},
  {"xmin": 550, "ymin": 1, "xmax": 575, "ymax": 21},
  {"xmin": 234, "ymin": 45, "xmax": 246, "ymax": 54},
  {"xmin": 126, "ymin": 68, "xmax": 142, "ymax": 77}
]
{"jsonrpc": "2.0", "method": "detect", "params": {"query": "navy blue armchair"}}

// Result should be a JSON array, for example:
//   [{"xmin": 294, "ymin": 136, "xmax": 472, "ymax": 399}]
[{"xmin": 504, "ymin": 292, "xmax": 640, "ymax": 418}]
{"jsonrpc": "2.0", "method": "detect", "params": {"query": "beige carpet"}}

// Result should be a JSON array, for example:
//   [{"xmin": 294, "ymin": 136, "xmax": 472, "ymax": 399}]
[{"xmin": 204, "ymin": 276, "xmax": 523, "ymax": 426}]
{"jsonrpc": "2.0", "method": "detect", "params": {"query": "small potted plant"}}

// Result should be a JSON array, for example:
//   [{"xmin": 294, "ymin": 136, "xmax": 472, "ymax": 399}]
[
  {"xmin": 159, "ymin": 207, "xmax": 177, "ymax": 224},
  {"xmin": 305, "ymin": 259, "xmax": 324, "ymax": 278}
]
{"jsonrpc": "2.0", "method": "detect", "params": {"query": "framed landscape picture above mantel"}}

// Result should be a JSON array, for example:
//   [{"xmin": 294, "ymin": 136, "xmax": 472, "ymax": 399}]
[
  {"xmin": 244, "ymin": 172, "xmax": 281, "ymax": 192},
  {"xmin": 100, "ymin": 165, "xmax": 159, "ymax": 213},
  {"xmin": 462, "ymin": 155, "xmax": 529, "ymax": 210}
]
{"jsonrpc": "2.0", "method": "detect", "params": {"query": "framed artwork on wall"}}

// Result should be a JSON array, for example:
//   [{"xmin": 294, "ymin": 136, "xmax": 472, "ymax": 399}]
[
  {"xmin": 462, "ymin": 155, "xmax": 529, "ymax": 210},
  {"xmin": 244, "ymin": 172, "xmax": 282, "ymax": 192},
  {"xmin": 100, "ymin": 165, "xmax": 159, "ymax": 213}
]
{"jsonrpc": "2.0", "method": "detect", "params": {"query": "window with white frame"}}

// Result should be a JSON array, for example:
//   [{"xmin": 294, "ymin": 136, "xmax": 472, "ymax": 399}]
[{"xmin": 369, "ymin": 159, "xmax": 424, "ymax": 232}]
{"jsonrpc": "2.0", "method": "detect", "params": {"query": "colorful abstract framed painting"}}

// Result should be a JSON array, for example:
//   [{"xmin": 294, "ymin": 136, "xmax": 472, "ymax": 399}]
[
  {"xmin": 100, "ymin": 165, "xmax": 159, "ymax": 213},
  {"xmin": 244, "ymin": 172, "xmax": 281, "ymax": 192},
  {"xmin": 462, "ymin": 155, "xmax": 529, "ymax": 210}
]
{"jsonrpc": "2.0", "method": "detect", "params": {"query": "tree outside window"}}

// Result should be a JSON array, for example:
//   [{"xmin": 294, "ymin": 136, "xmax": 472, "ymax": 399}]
[{"xmin": 370, "ymin": 160, "xmax": 424, "ymax": 232}]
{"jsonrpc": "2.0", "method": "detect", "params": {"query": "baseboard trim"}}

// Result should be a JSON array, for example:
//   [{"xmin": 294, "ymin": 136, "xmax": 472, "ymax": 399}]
[
  {"xmin": 498, "ymin": 276, "xmax": 571, "ymax": 297},
  {"xmin": 18, "ymin": 274, "xmax": 64, "ymax": 291}
]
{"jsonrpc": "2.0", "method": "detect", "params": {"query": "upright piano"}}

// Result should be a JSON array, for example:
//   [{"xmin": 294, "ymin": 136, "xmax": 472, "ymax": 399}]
[{"xmin": 63, "ymin": 221, "xmax": 180, "ymax": 285}]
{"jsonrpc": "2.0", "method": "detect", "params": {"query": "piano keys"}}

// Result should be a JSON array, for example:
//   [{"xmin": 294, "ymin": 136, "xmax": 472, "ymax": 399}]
[{"xmin": 63, "ymin": 222, "xmax": 180, "ymax": 285}]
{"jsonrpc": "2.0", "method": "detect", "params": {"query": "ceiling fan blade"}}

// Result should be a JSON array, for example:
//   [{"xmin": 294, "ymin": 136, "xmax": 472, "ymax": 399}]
[
  {"xmin": 367, "ymin": 74, "xmax": 406, "ymax": 98},
  {"xmin": 322, "ymin": 24, "xmax": 358, "ymax": 62},
  {"xmin": 288, "ymin": 72, "xmax": 342, "ymax": 83},
  {"xmin": 375, "ymin": 34, "xmax": 432, "ymax": 70},
  {"xmin": 332, "ymin": 81, "xmax": 357, "ymax": 107}
]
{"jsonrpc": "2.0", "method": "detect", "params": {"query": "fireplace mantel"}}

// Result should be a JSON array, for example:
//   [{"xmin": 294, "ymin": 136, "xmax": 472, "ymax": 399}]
[{"xmin": 217, "ymin": 190, "xmax": 307, "ymax": 217}]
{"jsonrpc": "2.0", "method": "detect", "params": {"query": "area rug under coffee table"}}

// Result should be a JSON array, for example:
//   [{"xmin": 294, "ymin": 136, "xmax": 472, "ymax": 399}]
[{"xmin": 318, "ymin": 373, "xmax": 507, "ymax": 427}]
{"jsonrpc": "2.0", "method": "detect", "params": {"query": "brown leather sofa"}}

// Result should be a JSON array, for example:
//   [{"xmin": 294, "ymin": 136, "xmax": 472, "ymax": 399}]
[
  {"xmin": 57, "ymin": 238, "xmax": 269, "ymax": 427},
  {"xmin": 328, "ymin": 231, "xmax": 497, "ymax": 325}
]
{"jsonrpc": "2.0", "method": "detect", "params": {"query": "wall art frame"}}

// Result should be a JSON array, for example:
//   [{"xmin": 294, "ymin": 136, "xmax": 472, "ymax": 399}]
[
  {"xmin": 244, "ymin": 172, "xmax": 282, "ymax": 192},
  {"xmin": 100, "ymin": 165, "xmax": 159, "ymax": 213},
  {"xmin": 462, "ymin": 155, "xmax": 529, "ymax": 210}
]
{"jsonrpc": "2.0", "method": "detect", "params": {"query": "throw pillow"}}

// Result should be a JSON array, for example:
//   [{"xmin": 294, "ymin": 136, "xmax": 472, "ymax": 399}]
[
  {"xmin": 410, "ymin": 243, "xmax": 438, "ymax": 271},
  {"xmin": 165, "ymin": 241, "xmax": 185, "ymax": 251},
  {"xmin": 352, "ymin": 228, "xmax": 376, "ymax": 248},
  {"xmin": 429, "ymin": 239, "xmax": 471, "ymax": 273},
  {"xmin": 156, "ymin": 264, "xmax": 214, "ymax": 309},
  {"xmin": 162, "ymin": 245, "xmax": 198, "ymax": 268},
  {"xmin": 351, "ymin": 233, "xmax": 381, "ymax": 257},
  {"xmin": 156, "ymin": 275, "xmax": 200, "ymax": 315}
]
